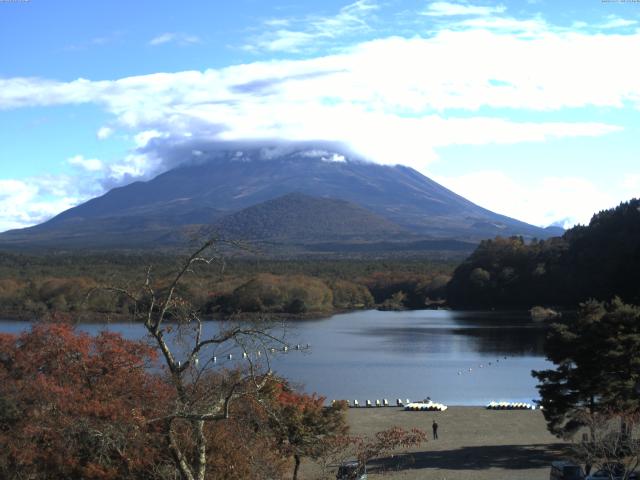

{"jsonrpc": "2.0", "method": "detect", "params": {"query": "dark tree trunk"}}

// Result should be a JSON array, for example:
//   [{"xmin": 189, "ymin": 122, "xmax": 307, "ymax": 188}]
[{"xmin": 292, "ymin": 454, "xmax": 301, "ymax": 480}]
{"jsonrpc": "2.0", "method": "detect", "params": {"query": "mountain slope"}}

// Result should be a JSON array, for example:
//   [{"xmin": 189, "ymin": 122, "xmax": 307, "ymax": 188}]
[{"xmin": 0, "ymin": 147, "xmax": 554, "ymax": 251}]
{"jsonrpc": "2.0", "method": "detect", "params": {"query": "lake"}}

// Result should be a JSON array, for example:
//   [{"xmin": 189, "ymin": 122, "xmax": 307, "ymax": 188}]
[{"xmin": 0, "ymin": 309, "xmax": 551, "ymax": 406}]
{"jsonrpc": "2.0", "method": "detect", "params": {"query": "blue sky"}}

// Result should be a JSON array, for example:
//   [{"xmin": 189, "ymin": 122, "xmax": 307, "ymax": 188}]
[{"xmin": 1, "ymin": 0, "xmax": 639, "ymax": 232}]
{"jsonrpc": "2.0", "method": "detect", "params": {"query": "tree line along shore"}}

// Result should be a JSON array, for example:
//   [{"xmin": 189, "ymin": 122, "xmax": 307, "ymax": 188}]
[{"xmin": 0, "ymin": 255, "xmax": 453, "ymax": 321}]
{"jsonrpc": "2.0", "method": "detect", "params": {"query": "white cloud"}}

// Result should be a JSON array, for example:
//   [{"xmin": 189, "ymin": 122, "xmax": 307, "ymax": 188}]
[
  {"xmin": 0, "ymin": 162, "xmax": 150, "ymax": 231},
  {"xmin": 245, "ymin": 0, "xmax": 378, "ymax": 52},
  {"xmin": 249, "ymin": 30, "xmax": 316, "ymax": 53},
  {"xmin": 599, "ymin": 15, "xmax": 637, "ymax": 29},
  {"xmin": 106, "ymin": 153, "xmax": 157, "ymax": 183},
  {"xmin": 622, "ymin": 173, "xmax": 640, "ymax": 192},
  {"xmin": 434, "ymin": 170, "xmax": 618, "ymax": 228},
  {"xmin": 571, "ymin": 15, "xmax": 637, "ymax": 31},
  {"xmin": 0, "ymin": 26, "xmax": 630, "ymax": 176},
  {"xmin": 422, "ymin": 2, "xmax": 507, "ymax": 17},
  {"xmin": 0, "ymin": 178, "xmax": 83, "ymax": 232},
  {"xmin": 149, "ymin": 33, "xmax": 201, "ymax": 46},
  {"xmin": 67, "ymin": 154, "xmax": 104, "ymax": 172},
  {"xmin": 133, "ymin": 129, "xmax": 168, "ymax": 147},
  {"xmin": 455, "ymin": 15, "xmax": 548, "ymax": 35},
  {"xmin": 97, "ymin": 126, "xmax": 113, "ymax": 139},
  {"xmin": 264, "ymin": 18, "xmax": 292, "ymax": 28},
  {"xmin": 3, "ymin": 27, "xmax": 639, "ymax": 118},
  {"xmin": 1, "ymin": 11, "xmax": 639, "ymax": 230}
]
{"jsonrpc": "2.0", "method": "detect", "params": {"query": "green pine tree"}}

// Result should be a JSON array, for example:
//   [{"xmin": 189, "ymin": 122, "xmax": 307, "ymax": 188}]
[{"xmin": 532, "ymin": 298, "xmax": 640, "ymax": 438}]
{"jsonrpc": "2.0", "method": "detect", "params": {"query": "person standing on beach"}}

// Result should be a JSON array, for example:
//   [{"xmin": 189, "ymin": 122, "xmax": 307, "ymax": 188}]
[{"xmin": 432, "ymin": 420, "xmax": 439, "ymax": 440}]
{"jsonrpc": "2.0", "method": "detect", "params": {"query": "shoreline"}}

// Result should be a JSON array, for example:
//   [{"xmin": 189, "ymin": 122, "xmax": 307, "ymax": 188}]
[{"xmin": 0, "ymin": 306, "xmax": 542, "ymax": 324}]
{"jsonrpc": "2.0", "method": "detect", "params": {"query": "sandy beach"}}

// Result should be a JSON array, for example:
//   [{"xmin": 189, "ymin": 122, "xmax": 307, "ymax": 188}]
[{"xmin": 302, "ymin": 406, "xmax": 571, "ymax": 480}]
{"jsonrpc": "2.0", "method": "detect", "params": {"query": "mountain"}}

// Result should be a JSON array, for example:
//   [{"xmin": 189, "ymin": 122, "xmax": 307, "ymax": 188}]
[
  {"xmin": 543, "ymin": 225, "xmax": 566, "ymax": 237},
  {"xmin": 0, "ymin": 147, "xmax": 555, "ymax": 252}
]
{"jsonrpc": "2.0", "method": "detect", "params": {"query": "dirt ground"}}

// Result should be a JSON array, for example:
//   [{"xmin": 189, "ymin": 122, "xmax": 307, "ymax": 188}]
[{"xmin": 300, "ymin": 406, "xmax": 572, "ymax": 480}]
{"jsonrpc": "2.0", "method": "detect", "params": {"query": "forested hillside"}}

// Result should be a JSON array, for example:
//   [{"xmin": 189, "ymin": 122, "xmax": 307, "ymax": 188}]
[
  {"xmin": 0, "ymin": 254, "xmax": 453, "ymax": 319},
  {"xmin": 446, "ymin": 199, "xmax": 640, "ymax": 309},
  {"xmin": 212, "ymin": 193, "xmax": 408, "ymax": 241}
]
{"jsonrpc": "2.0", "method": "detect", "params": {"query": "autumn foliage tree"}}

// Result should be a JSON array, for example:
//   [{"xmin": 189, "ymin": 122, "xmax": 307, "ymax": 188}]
[
  {"xmin": 0, "ymin": 323, "xmax": 172, "ymax": 480},
  {"xmin": 268, "ymin": 381, "xmax": 348, "ymax": 480},
  {"xmin": 204, "ymin": 395, "xmax": 289, "ymax": 480}
]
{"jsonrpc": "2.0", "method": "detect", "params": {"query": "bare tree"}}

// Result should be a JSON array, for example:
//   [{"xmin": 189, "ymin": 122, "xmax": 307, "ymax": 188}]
[
  {"xmin": 573, "ymin": 410, "xmax": 640, "ymax": 480},
  {"xmin": 103, "ymin": 238, "xmax": 286, "ymax": 480},
  {"xmin": 312, "ymin": 427, "xmax": 427, "ymax": 479}
]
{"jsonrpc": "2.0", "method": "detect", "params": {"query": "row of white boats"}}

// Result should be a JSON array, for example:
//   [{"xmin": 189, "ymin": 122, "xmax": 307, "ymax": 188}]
[
  {"xmin": 485, "ymin": 401, "xmax": 538, "ymax": 410},
  {"xmin": 336, "ymin": 398, "xmax": 449, "ymax": 410},
  {"xmin": 334, "ymin": 399, "xmax": 539, "ymax": 411}
]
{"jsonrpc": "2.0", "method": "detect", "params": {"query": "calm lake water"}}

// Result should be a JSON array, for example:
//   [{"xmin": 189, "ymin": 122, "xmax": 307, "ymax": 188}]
[{"xmin": 0, "ymin": 310, "xmax": 551, "ymax": 406}]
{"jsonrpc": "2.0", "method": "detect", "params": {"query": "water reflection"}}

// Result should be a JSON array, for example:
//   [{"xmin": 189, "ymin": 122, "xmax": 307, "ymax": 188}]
[{"xmin": 326, "ymin": 310, "xmax": 547, "ymax": 356}]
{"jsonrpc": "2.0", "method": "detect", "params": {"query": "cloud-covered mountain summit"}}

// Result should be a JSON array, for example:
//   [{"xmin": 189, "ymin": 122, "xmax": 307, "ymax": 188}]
[{"xmin": 0, "ymin": 146, "xmax": 556, "ymax": 252}]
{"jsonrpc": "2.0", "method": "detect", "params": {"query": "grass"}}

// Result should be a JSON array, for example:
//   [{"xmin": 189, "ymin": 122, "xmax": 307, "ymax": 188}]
[{"xmin": 302, "ymin": 406, "xmax": 571, "ymax": 479}]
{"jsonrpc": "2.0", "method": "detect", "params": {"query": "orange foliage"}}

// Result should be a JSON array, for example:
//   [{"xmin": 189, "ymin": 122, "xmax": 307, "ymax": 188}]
[
  {"xmin": 204, "ymin": 396, "xmax": 288, "ymax": 479},
  {"xmin": 268, "ymin": 381, "xmax": 349, "ymax": 480},
  {"xmin": 0, "ymin": 323, "xmax": 172, "ymax": 480}
]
